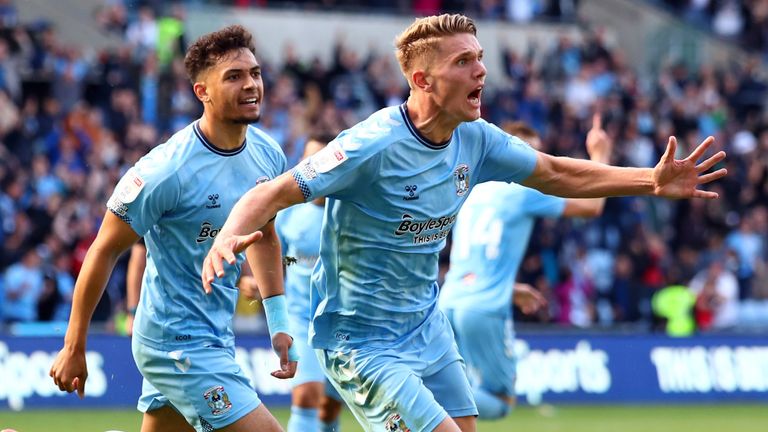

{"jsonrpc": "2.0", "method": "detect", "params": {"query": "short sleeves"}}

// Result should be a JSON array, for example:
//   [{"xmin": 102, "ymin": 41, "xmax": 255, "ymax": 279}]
[
  {"xmin": 291, "ymin": 126, "xmax": 384, "ymax": 202},
  {"xmin": 477, "ymin": 122, "xmax": 538, "ymax": 184},
  {"xmin": 106, "ymin": 158, "xmax": 180, "ymax": 237},
  {"xmin": 522, "ymin": 187, "xmax": 566, "ymax": 218}
]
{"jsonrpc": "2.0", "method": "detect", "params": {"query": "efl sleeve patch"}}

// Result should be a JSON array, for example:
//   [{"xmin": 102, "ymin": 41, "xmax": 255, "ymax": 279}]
[
  {"xmin": 311, "ymin": 141, "xmax": 348, "ymax": 173},
  {"xmin": 113, "ymin": 168, "xmax": 146, "ymax": 204}
]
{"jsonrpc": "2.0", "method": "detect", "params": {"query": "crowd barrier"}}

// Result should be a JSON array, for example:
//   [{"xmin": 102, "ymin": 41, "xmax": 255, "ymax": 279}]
[{"xmin": 1, "ymin": 333, "xmax": 767, "ymax": 410}]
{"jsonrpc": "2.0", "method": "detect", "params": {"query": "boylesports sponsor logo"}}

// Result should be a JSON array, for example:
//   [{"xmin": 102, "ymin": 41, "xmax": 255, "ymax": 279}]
[
  {"xmin": 394, "ymin": 213, "xmax": 457, "ymax": 244},
  {"xmin": 196, "ymin": 221, "xmax": 221, "ymax": 243}
]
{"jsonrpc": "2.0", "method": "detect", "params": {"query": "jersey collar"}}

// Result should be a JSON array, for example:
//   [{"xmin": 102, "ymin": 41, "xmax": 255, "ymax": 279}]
[
  {"xmin": 193, "ymin": 121, "xmax": 247, "ymax": 156},
  {"xmin": 399, "ymin": 103, "xmax": 452, "ymax": 150}
]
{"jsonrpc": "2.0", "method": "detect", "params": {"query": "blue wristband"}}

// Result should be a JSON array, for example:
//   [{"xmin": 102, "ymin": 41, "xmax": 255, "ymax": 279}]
[{"xmin": 262, "ymin": 295, "xmax": 299, "ymax": 361}]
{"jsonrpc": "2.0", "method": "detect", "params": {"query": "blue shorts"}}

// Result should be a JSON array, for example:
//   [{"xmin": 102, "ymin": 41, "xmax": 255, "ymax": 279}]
[
  {"xmin": 444, "ymin": 308, "xmax": 517, "ymax": 397},
  {"xmin": 289, "ymin": 314, "xmax": 342, "ymax": 401},
  {"xmin": 132, "ymin": 339, "xmax": 261, "ymax": 432},
  {"xmin": 317, "ymin": 312, "xmax": 477, "ymax": 432}
]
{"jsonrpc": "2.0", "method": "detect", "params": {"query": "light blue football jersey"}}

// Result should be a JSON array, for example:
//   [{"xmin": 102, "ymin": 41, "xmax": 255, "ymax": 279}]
[
  {"xmin": 439, "ymin": 182, "xmax": 565, "ymax": 316},
  {"xmin": 275, "ymin": 202, "xmax": 324, "ymax": 320},
  {"xmin": 290, "ymin": 103, "xmax": 538, "ymax": 352},
  {"xmin": 107, "ymin": 121, "xmax": 286, "ymax": 350}
]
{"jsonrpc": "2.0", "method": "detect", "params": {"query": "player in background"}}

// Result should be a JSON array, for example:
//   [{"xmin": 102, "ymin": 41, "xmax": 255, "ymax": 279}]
[
  {"xmin": 50, "ymin": 25, "xmax": 297, "ymax": 432},
  {"xmin": 277, "ymin": 133, "xmax": 346, "ymax": 432},
  {"xmin": 202, "ymin": 14, "xmax": 726, "ymax": 432},
  {"xmin": 438, "ymin": 115, "xmax": 611, "ymax": 420}
]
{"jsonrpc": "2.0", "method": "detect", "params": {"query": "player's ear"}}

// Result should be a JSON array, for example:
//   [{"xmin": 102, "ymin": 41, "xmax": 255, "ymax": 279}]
[
  {"xmin": 412, "ymin": 70, "xmax": 432, "ymax": 92},
  {"xmin": 193, "ymin": 81, "xmax": 211, "ymax": 103}
]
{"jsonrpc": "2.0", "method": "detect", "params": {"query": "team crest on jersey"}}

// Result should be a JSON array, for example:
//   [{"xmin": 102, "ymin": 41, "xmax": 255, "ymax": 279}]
[
  {"xmin": 385, "ymin": 413, "xmax": 411, "ymax": 432},
  {"xmin": 453, "ymin": 164, "xmax": 470, "ymax": 196},
  {"xmin": 203, "ymin": 385, "xmax": 232, "ymax": 416}
]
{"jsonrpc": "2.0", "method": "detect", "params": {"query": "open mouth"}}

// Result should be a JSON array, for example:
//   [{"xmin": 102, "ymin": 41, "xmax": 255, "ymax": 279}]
[
  {"xmin": 467, "ymin": 87, "xmax": 482, "ymax": 106},
  {"xmin": 239, "ymin": 97, "xmax": 259, "ymax": 106}
]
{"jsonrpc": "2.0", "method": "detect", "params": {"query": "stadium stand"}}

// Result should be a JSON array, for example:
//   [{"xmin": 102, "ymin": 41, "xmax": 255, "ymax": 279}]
[{"xmin": 0, "ymin": 0, "xmax": 766, "ymax": 336}]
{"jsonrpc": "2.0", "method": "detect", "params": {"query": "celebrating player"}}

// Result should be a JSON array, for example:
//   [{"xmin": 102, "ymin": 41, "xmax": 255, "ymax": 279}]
[
  {"xmin": 202, "ymin": 14, "xmax": 726, "ymax": 432},
  {"xmin": 50, "ymin": 25, "xmax": 297, "ymax": 432}
]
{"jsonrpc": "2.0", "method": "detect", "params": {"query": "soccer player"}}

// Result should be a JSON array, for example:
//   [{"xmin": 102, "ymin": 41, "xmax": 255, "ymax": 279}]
[
  {"xmin": 49, "ymin": 25, "xmax": 297, "ymax": 432},
  {"xmin": 277, "ymin": 133, "xmax": 346, "ymax": 432},
  {"xmin": 202, "ymin": 14, "xmax": 726, "ymax": 432},
  {"xmin": 438, "ymin": 116, "xmax": 611, "ymax": 420}
]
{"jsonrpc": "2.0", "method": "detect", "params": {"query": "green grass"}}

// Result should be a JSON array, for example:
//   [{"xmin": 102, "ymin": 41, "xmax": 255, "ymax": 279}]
[{"xmin": 1, "ymin": 404, "xmax": 767, "ymax": 432}]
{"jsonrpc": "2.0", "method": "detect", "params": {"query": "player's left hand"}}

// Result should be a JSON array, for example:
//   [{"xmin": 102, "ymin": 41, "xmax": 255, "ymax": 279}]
[
  {"xmin": 270, "ymin": 332, "xmax": 297, "ymax": 379},
  {"xmin": 201, "ymin": 231, "xmax": 263, "ymax": 294},
  {"xmin": 513, "ymin": 283, "xmax": 548, "ymax": 315},
  {"xmin": 652, "ymin": 135, "xmax": 727, "ymax": 199}
]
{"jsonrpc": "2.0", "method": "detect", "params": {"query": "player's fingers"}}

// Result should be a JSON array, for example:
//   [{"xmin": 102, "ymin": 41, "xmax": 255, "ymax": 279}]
[
  {"xmin": 243, "ymin": 231, "xmax": 263, "ymax": 248},
  {"xmin": 592, "ymin": 112, "xmax": 602, "ymax": 130},
  {"xmin": 661, "ymin": 136, "xmax": 677, "ymax": 163},
  {"xmin": 692, "ymin": 189, "xmax": 719, "ymax": 199},
  {"xmin": 697, "ymin": 168, "xmax": 728, "ymax": 185},
  {"xmin": 696, "ymin": 151, "xmax": 726, "ymax": 173},
  {"xmin": 685, "ymin": 136, "xmax": 715, "ymax": 163},
  {"xmin": 271, "ymin": 361, "xmax": 297, "ymax": 379},
  {"xmin": 222, "ymin": 243, "xmax": 237, "ymax": 266},
  {"xmin": 75, "ymin": 376, "xmax": 86, "ymax": 399},
  {"xmin": 201, "ymin": 257, "xmax": 214, "ymax": 294},
  {"xmin": 211, "ymin": 249, "xmax": 226, "ymax": 278}
]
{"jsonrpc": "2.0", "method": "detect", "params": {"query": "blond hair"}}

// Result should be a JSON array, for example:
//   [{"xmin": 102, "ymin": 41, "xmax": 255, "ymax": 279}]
[{"xmin": 395, "ymin": 14, "xmax": 476, "ymax": 83}]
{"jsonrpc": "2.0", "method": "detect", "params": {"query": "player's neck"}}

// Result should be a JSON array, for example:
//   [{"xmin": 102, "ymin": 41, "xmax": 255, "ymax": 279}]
[
  {"xmin": 405, "ymin": 96, "xmax": 459, "ymax": 144},
  {"xmin": 198, "ymin": 114, "xmax": 248, "ymax": 151}
]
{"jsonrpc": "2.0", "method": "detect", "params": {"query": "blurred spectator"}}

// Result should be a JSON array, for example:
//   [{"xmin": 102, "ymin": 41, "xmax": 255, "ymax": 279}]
[
  {"xmin": 1, "ymin": 247, "xmax": 44, "ymax": 323},
  {"xmin": 0, "ymin": 1, "xmax": 766, "ymax": 334},
  {"xmin": 652, "ymin": 282, "xmax": 696, "ymax": 337},
  {"xmin": 689, "ymin": 258, "xmax": 739, "ymax": 330},
  {"xmin": 725, "ymin": 211, "xmax": 765, "ymax": 299}
]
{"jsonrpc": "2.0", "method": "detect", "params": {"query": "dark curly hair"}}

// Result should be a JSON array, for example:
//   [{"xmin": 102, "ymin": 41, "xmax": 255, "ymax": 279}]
[{"xmin": 184, "ymin": 25, "xmax": 257, "ymax": 82}]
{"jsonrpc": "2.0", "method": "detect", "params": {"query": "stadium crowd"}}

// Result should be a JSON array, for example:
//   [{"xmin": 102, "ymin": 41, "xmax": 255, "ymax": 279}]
[
  {"xmin": 0, "ymin": 0, "xmax": 765, "ymax": 333},
  {"xmin": 661, "ymin": 0, "xmax": 768, "ymax": 55}
]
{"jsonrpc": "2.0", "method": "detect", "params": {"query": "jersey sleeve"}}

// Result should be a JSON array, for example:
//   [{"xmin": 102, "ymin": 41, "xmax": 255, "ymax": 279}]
[
  {"xmin": 522, "ymin": 187, "xmax": 566, "ymax": 218},
  {"xmin": 274, "ymin": 207, "xmax": 290, "ymax": 253},
  {"xmin": 477, "ymin": 122, "xmax": 538, "ymax": 184},
  {"xmin": 290, "ymin": 126, "xmax": 383, "ymax": 202},
  {"xmin": 106, "ymin": 157, "xmax": 180, "ymax": 237}
]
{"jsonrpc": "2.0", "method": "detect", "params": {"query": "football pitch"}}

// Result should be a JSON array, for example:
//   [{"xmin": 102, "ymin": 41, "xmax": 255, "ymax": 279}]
[{"xmin": 1, "ymin": 404, "xmax": 767, "ymax": 432}]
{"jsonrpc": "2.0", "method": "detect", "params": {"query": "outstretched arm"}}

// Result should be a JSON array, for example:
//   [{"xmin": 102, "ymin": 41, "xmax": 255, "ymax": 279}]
[
  {"xmin": 50, "ymin": 212, "xmax": 140, "ymax": 398},
  {"xmin": 202, "ymin": 172, "xmax": 305, "ymax": 293},
  {"xmin": 522, "ymin": 136, "xmax": 726, "ymax": 199}
]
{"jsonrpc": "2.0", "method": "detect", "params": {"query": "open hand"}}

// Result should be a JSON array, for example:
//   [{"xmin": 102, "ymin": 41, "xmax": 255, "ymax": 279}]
[
  {"xmin": 201, "ymin": 231, "xmax": 263, "ymax": 294},
  {"xmin": 653, "ymin": 136, "xmax": 727, "ymax": 199}
]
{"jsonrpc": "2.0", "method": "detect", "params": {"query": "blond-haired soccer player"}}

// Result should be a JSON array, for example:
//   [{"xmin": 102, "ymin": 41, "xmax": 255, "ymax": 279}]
[
  {"xmin": 50, "ymin": 25, "xmax": 297, "ymax": 432},
  {"xmin": 202, "ymin": 14, "xmax": 726, "ymax": 432}
]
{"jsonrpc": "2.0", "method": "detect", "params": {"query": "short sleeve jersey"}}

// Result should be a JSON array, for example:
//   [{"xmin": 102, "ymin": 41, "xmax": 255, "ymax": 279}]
[
  {"xmin": 439, "ymin": 182, "xmax": 565, "ymax": 316},
  {"xmin": 290, "ymin": 104, "xmax": 538, "ymax": 350},
  {"xmin": 107, "ymin": 121, "xmax": 286, "ymax": 349}
]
